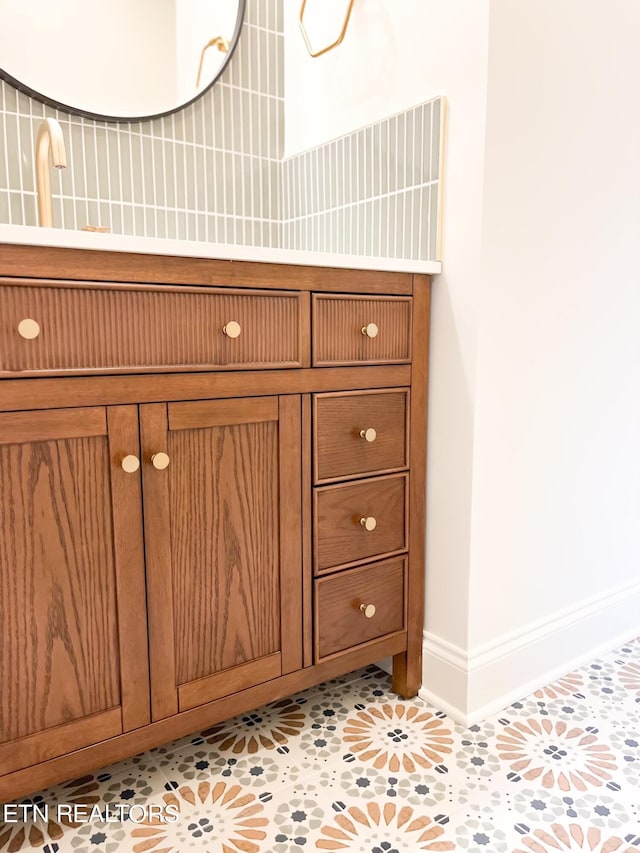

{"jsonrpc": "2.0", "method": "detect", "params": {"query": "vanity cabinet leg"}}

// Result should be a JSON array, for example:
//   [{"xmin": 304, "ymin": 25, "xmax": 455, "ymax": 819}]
[{"xmin": 392, "ymin": 650, "xmax": 421, "ymax": 699}]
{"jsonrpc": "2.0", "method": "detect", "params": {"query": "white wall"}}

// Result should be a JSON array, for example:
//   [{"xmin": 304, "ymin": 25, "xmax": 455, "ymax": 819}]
[
  {"xmin": 285, "ymin": 0, "xmax": 490, "ymax": 713},
  {"xmin": 286, "ymin": 0, "xmax": 640, "ymax": 722},
  {"xmin": 465, "ymin": 0, "xmax": 640, "ymax": 718}
]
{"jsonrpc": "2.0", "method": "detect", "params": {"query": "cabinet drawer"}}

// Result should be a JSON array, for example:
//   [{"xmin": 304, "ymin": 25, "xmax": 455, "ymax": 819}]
[
  {"xmin": 315, "ymin": 557, "xmax": 406, "ymax": 660},
  {"xmin": 314, "ymin": 389, "xmax": 409, "ymax": 483},
  {"xmin": 312, "ymin": 294, "xmax": 411, "ymax": 365},
  {"xmin": 0, "ymin": 280, "xmax": 306, "ymax": 375},
  {"xmin": 314, "ymin": 473, "xmax": 407, "ymax": 573}
]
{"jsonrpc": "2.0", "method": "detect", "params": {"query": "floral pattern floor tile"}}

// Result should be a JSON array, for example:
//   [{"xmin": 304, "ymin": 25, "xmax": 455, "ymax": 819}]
[{"xmin": 4, "ymin": 642, "xmax": 640, "ymax": 853}]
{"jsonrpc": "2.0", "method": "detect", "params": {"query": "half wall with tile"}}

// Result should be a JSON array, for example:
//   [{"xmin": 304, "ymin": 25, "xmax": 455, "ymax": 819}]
[{"xmin": 280, "ymin": 96, "xmax": 444, "ymax": 262}]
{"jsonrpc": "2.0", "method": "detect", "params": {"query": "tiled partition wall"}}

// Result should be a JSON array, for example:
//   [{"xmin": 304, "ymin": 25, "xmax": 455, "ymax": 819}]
[
  {"xmin": 280, "ymin": 96, "xmax": 444, "ymax": 261},
  {"xmin": 0, "ymin": 0, "xmax": 284, "ymax": 247}
]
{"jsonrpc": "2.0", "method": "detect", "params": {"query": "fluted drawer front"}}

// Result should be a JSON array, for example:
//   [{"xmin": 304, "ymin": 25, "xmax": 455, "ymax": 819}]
[
  {"xmin": 312, "ymin": 294, "xmax": 411, "ymax": 365},
  {"xmin": 0, "ymin": 280, "xmax": 305, "ymax": 375},
  {"xmin": 314, "ymin": 473, "xmax": 408, "ymax": 573},
  {"xmin": 314, "ymin": 389, "xmax": 409, "ymax": 483},
  {"xmin": 315, "ymin": 557, "xmax": 406, "ymax": 661}
]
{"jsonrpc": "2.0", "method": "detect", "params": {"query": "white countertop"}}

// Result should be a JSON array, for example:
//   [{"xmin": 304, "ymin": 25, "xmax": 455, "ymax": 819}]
[{"xmin": 0, "ymin": 224, "xmax": 442, "ymax": 275}]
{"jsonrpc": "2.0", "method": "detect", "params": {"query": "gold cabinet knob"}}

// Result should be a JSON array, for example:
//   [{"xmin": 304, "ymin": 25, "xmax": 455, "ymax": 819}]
[
  {"xmin": 18, "ymin": 318, "xmax": 41, "ymax": 340},
  {"xmin": 361, "ymin": 322, "xmax": 379, "ymax": 338},
  {"xmin": 121, "ymin": 454, "xmax": 140, "ymax": 474},
  {"xmin": 360, "ymin": 603, "xmax": 377, "ymax": 618},
  {"xmin": 151, "ymin": 452, "xmax": 170, "ymax": 470},
  {"xmin": 359, "ymin": 428, "xmax": 377, "ymax": 443},
  {"xmin": 359, "ymin": 516, "xmax": 377, "ymax": 532},
  {"xmin": 223, "ymin": 320, "xmax": 242, "ymax": 338}
]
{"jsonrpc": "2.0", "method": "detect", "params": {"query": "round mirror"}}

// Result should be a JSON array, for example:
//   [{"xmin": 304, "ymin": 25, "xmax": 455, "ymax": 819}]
[{"xmin": 0, "ymin": 0, "xmax": 246, "ymax": 122}]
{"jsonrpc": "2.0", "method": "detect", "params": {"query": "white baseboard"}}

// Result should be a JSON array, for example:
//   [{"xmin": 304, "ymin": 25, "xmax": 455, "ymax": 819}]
[{"xmin": 419, "ymin": 577, "xmax": 640, "ymax": 726}]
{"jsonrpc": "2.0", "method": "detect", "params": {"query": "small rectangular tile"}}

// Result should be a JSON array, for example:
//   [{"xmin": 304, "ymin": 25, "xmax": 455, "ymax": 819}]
[
  {"xmin": 191, "ymin": 101, "xmax": 206, "ymax": 148},
  {"xmin": 151, "ymin": 138, "xmax": 165, "ymax": 208},
  {"xmin": 110, "ymin": 204, "xmax": 123, "ymax": 236},
  {"xmin": 266, "ymin": 32, "xmax": 278, "ymax": 97},
  {"xmin": 219, "ymin": 87, "xmax": 233, "ymax": 152},
  {"xmin": 4, "ymin": 113, "xmax": 20, "ymax": 190},
  {"xmin": 121, "ymin": 204, "xmax": 134, "ymax": 235},
  {"xmin": 106, "ymin": 132, "xmax": 121, "ymax": 201},
  {"xmin": 117, "ymin": 132, "xmax": 133, "ymax": 204},
  {"xmin": 244, "ymin": 0, "xmax": 260, "ymax": 28},
  {"xmin": 141, "ymin": 134, "xmax": 155, "ymax": 205},
  {"xmin": 195, "ymin": 146, "xmax": 207, "ymax": 212},
  {"xmin": 429, "ymin": 183, "xmax": 438, "ymax": 258},
  {"xmin": 174, "ymin": 144, "xmax": 187, "ymax": 211},
  {"xmin": 410, "ymin": 187, "xmax": 422, "ymax": 260},
  {"xmin": 0, "ymin": 189, "xmax": 9, "ymax": 222},
  {"xmin": 2, "ymin": 82, "xmax": 17, "ymax": 113}
]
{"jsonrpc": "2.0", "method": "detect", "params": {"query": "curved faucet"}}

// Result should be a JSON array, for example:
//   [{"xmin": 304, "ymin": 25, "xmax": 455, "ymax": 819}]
[{"xmin": 36, "ymin": 118, "xmax": 67, "ymax": 227}]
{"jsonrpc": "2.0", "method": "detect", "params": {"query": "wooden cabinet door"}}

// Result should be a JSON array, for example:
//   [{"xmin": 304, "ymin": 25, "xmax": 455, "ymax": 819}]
[
  {"xmin": 0, "ymin": 406, "xmax": 150, "ymax": 776},
  {"xmin": 141, "ymin": 396, "xmax": 302, "ymax": 720}
]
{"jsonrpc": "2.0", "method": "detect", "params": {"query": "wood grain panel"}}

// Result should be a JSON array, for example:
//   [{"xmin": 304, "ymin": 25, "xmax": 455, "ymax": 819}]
[
  {"xmin": 140, "ymin": 404, "xmax": 179, "ymax": 721},
  {"xmin": 0, "ymin": 422, "xmax": 121, "ymax": 746},
  {"xmin": 0, "ymin": 281, "xmax": 303, "ymax": 375},
  {"xmin": 169, "ymin": 397, "xmax": 278, "ymax": 431},
  {"xmin": 279, "ymin": 395, "xmax": 302, "ymax": 674},
  {"xmin": 315, "ymin": 558, "xmax": 406, "ymax": 661},
  {"xmin": 301, "ymin": 395, "xmax": 313, "ymax": 668},
  {"xmin": 0, "ymin": 245, "xmax": 413, "ymax": 295},
  {"xmin": 314, "ymin": 389, "xmax": 409, "ymax": 483},
  {"xmin": 0, "ymin": 407, "xmax": 106, "ymax": 444},
  {"xmin": 179, "ymin": 654, "xmax": 281, "ymax": 712},
  {"xmin": 0, "ymin": 365, "xmax": 412, "ymax": 412},
  {"xmin": 314, "ymin": 474, "xmax": 408, "ymax": 573},
  {"xmin": 312, "ymin": 295, "xmax": 412, "ymax": 366},
  {"xmin": 107, "ymin": 406, "xmax": 150, "ymax": 731},
  {"xmin": 393, "ymin": 274, "xmax": 431, "ymax": 698},
  {"xmin": 0, "ymin": 709, "xmax": 121, "ymax": 776},
  {"xmin": 170, "ymin": 416, "xmax": 281, "ymax": 684}
]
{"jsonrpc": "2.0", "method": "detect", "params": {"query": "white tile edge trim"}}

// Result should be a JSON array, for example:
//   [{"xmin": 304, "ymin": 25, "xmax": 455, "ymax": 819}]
[
  {"xmin": 435, "ymin": 96, "xmax": 448, "ymax": 262},
  {"xmin": 0, "ymin": 224, "xmax": 442, "ymax": 275},
  {"xmin": 419, "ymin": 576, "xmax": 640, "ymax": 725}
]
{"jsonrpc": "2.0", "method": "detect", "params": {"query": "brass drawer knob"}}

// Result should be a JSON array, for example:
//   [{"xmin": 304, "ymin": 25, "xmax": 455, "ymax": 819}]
[
  {"xmin": 359, "ymin": 428, "xmax": 377, "ymax": 443},
  {"xmin": 360, "ymin": 603, "xmax": 376, "ymax": 618},
  {"xmin": 361, "ymin": 322, "xmax": 379, "ymax": 338},
  {"xmin": 18, "ymin": 318, "xmax": 41, "ymax": 339},
  {"xmin": 151, "ymin": 452, "xmax": 170, "ymax": 470},
  {"xmin": 359, "ymin": 516, "xmax": 377, "ymax": 532},
  {"xmin": 121, "ymin": 455, "xmax": 140, "ymax": 473},
  {"xmin": 223, "ymin": 320, "xmax": 242, "ymax": 338}
]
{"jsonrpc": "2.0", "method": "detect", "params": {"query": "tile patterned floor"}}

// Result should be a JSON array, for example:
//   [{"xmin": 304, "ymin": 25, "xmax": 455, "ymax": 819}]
[{"xmin": 3, "ymin": 637, "xmax": 640, "ymax": 852}]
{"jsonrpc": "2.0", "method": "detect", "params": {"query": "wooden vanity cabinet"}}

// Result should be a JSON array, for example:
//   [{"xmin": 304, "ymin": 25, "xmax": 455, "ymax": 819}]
[{"xmin": 0, "ymin": 244, "xmax": 430, "ymax": 803}]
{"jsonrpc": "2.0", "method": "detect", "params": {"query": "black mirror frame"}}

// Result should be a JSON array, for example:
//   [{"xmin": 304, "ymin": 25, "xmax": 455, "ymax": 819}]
[{"xmin": 0, "ymin": 0, "xmax": 246, "ymax": 123}]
